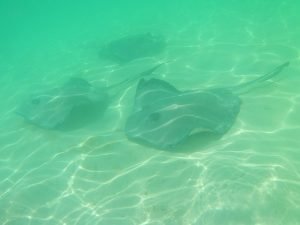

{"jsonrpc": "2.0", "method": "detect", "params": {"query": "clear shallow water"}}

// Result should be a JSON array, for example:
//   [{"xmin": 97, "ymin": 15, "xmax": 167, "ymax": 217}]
[{"xmin": 0, "ymin": 0, "xmax": 300, "ymax": 224}]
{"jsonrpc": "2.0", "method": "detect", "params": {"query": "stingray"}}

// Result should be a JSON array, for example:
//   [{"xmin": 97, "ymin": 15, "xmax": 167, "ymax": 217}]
[
  {"xmin": 16, "ymin": 64, "xmax": 163, "ymax": 130},
  {"xmin": 125, "ymin": 62, "xmax": 290, "ymax": 149},
  {"xmin": 99, "ymin": 33, "xmax": 166, "ymax": 63}
]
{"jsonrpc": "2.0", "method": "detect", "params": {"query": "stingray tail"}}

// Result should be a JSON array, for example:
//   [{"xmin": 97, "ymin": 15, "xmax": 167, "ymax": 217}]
[
  {"xmin": 108, "ymin": 63, "xmax": 165, "ymax": 91},
  {"xmin": 231, "ymin": 61, "xmax": 290, "ymax": 94}
]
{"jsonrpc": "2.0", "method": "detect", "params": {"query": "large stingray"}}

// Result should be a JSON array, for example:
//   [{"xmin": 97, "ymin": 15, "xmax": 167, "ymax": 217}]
[
  {"xmin": 99, "ymin": 33, "xmax": 166, "ymax": 63},
  {"xmin": 16, "ymin": 64, "xmax": 163, "ymax": 130},
  {"xmin": 125, "ymin": 62, "xmax": 290, "ymax": 149}
]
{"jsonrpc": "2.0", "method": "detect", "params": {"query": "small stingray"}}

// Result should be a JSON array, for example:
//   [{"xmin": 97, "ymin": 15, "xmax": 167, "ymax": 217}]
[
  {"xmin": 125, "ymin": 62, "xmax": 290, "ymax": 149},
  {"xmin": 16, "ymin": 64, "xmax": 164, "ymax": 130},
  {"xmin": 99, "ymin": 33, "xmax": 166, "ymax": 63}
]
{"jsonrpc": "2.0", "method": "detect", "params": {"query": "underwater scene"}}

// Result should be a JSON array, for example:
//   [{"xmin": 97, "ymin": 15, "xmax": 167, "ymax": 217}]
[{"xmin": 0, "ymin": 0, "xmax": 300, "ymax": 224}]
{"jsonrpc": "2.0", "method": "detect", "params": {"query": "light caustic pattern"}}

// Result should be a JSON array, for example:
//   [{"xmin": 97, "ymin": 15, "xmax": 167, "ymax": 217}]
[{"xmin": 1, "ymin": 2, "xmax": 300, "ymax": 225}]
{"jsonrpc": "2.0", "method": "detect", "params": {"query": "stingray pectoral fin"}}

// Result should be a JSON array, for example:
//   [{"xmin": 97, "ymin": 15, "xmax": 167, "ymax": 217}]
[
  {"xmin": 125, "ymin": 81, "xmax": 242, "ymax": 150},
  {"xmin": 99, "ymin": 33, "xmax": 166, "ymax": 63},
  {"xmin": 17, "ymin": 103, "xmax": 72, "ymax": 129}
]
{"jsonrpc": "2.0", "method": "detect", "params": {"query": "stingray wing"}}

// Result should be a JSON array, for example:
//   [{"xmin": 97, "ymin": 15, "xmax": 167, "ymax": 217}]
[
  {"xmin": 125, "ymin": 79, "xmax": 241, "ymax": 149},
  {"xmin": 16, "ymin": 78, "xmax": 108, "ymax": 129},
  {"xmin": 62, "ymin": 77, "xmax": 108, "ymax": 105},
  {"xmin": 16, "ymin": 92, "xmax": 73, "ymax": 129},
  {"xmin": 133, "ymin": 78, "xmax": 181, "ymax": 110},
  {"xmin": 99, "ymin": 33, "xmax": 166, "ymax": 63}
]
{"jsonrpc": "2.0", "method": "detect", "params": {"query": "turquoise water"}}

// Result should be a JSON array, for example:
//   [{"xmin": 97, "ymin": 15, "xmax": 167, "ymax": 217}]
[{"xmin": 1, "ymin": 0, "xmax": 300, "ymax": 224}]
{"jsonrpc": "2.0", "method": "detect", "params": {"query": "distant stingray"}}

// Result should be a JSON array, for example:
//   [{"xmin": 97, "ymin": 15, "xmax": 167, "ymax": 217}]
[
  {"xmin": 99, "ymin": 33, "xmax": 166, "ymax": 63},
  {"xmin": 16, "ymin": 64, "xmax": 164, "ymax": 130},
  {"xmin": 125, "ymin": 62, "xmax": 290, "ymax": 150}
]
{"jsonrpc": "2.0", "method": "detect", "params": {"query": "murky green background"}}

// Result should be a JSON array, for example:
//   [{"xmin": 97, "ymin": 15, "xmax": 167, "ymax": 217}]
[{"xmin": 0, "ymin": 0, "xmax": 300, "ymax": 224}]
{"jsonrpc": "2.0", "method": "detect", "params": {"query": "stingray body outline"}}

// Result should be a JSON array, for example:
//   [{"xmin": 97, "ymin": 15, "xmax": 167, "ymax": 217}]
[
  {"xmin": 16, "ymin": 77, "xmax": 109, "ymax": 130},
  {"xmin": 99, "ymin": 33, "xmax": 166, "ymax": 63},
  {"xmin": 16, "ymin": 64, "xmax": 164, "ymax": 130},
  {"xmin": 125, "ymin": 62, "xmax": 290, "ymax": 149}
]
